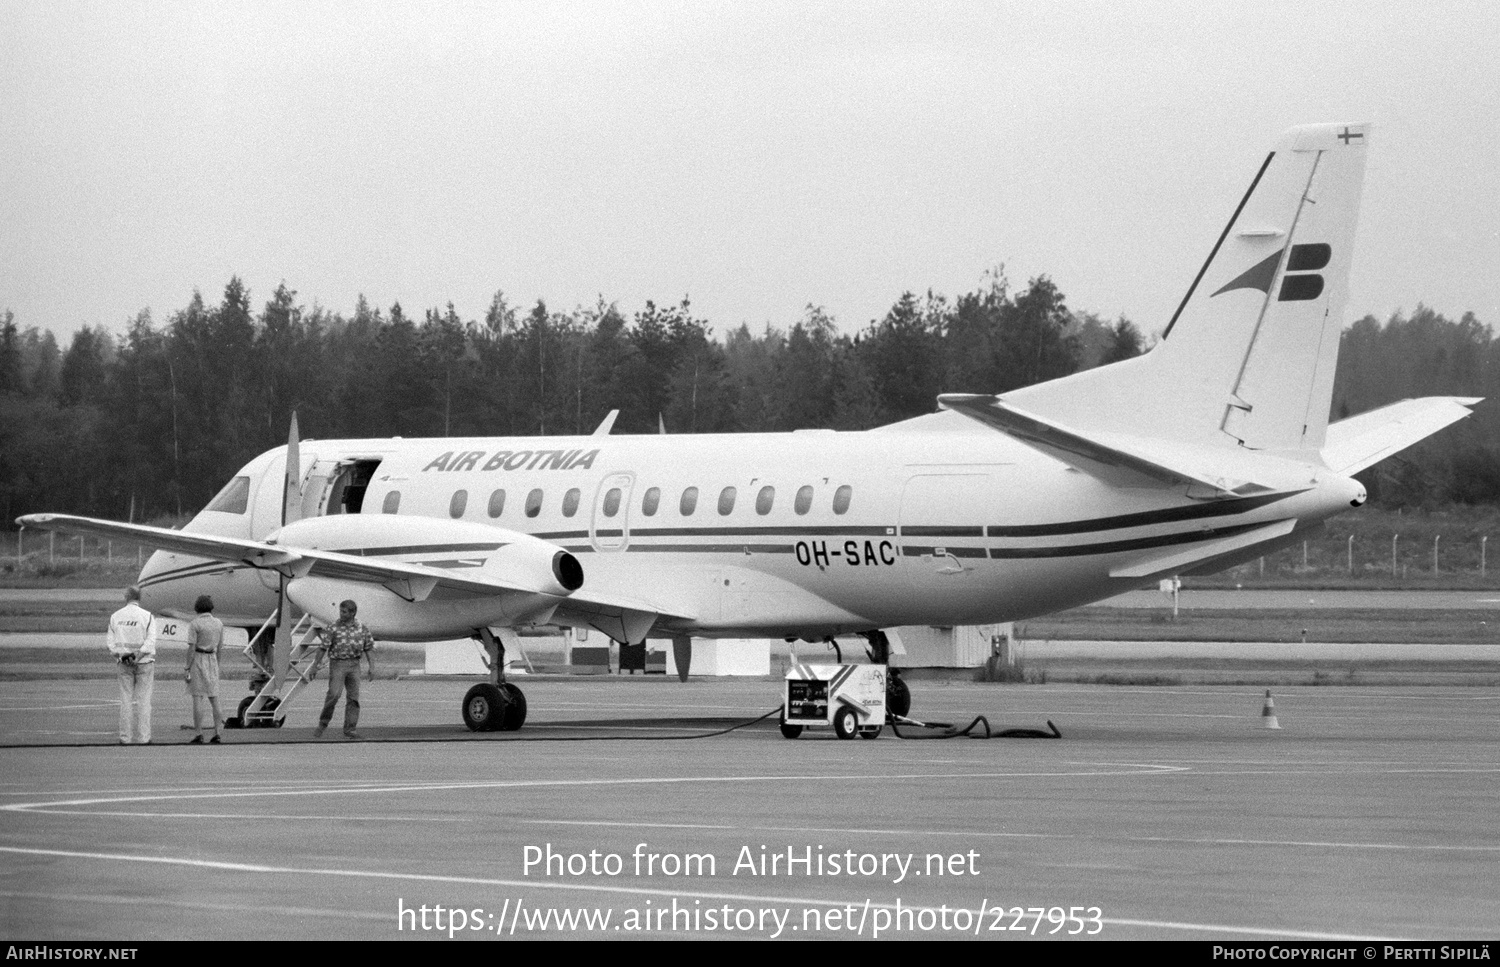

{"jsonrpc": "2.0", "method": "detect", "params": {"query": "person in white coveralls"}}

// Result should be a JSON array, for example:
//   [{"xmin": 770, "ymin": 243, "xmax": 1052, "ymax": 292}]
[{"xmin": 106, "ymin": 586, "xmax": 158, "ymax": 744}]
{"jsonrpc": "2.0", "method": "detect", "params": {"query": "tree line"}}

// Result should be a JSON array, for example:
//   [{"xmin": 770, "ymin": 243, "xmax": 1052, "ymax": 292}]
[{"xmin": 0, "ymin": 275, "xmax": 1487, "ymax": 522}]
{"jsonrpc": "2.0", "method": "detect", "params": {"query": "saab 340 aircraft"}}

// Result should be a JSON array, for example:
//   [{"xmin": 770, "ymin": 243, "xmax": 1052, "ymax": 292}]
[{"xmin": 20, "ymin": 122, "xmax": 1478, "ymax": 732}]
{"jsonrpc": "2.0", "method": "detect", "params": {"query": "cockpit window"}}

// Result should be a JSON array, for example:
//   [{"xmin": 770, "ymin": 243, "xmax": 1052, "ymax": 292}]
[{"xmin": 205, "ymin": 476, "xmax": 250, "ymax": 515}]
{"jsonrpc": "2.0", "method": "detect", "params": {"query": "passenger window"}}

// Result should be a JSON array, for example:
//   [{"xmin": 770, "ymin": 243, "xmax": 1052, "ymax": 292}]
[
  {"xmin": 642, "ymin": 487, "xmax": 660, "ymax": 516},
  {"xmin": 794, "ymin": 485, "xmax": 813, "ymax": 515},
  {"xmin": 449, "ymin": 490, "xmax": 467, "ymax": 519},
  {"xmin": 205, "ymin": 476, "xmax": 251, "ymax": 514},
  {"xmin": 526, "ymin": 488, "xmax": 543, "ymax": 518},
  {"xmin": 604, "ymin": 488, "xmax": 621, "ymax": 517},
  {"xmin": 833, "ymin": 485, "xmax": 853, "ymax": 515},
  {"xmin": 382, "ymin": 491, "xmax": 401, "ymax": 514},
  {"xmin": 488, "ymin": 489, "xmax": 506, "ymax": 518},
  {"xmin": 756, "ymin": 486, "xmax": 774, "ymax": 515},
  {"xmin": 562, "ymin": 488, "xmax": 581, "ymax": 517},
  {"xmin": 718, "ymin": 486, "xmax": 737, "ymax": 516},
  {"xmin": 680, "ymin": 487, "xmax": 699, "ymax": 515}
]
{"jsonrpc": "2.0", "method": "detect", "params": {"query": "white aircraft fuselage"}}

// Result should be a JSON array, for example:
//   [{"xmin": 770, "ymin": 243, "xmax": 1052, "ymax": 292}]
[{"xmin": 135, "ymin": 423, "xmax": 1362, "ymax": 640}]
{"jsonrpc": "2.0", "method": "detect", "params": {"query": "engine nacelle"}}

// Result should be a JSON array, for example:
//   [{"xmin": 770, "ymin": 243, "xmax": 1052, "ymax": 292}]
[{"xmin": 271, "ymin": 515, "xmax": 583, "ymax": 641}]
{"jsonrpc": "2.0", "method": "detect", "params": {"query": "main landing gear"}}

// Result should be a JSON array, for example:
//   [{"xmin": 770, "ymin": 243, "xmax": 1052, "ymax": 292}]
[
  {"xmin": 862, "ymin": 629, "xmax": 911, "ymax": 718},
  {"xmin": 464, "ymin": 628, "xmax": 528, "ymax": 732}
]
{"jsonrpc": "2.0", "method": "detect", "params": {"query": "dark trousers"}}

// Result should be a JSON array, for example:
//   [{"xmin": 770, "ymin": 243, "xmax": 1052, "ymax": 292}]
[{"xmin": 319, "ymin": 659, "xmax": 362, "ymax": 731}]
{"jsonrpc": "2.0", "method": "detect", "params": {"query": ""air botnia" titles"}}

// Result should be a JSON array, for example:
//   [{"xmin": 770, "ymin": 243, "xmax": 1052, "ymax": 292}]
[{"xmin": 422, "ymin": 449, "xmax": 601, "ymax": 473}]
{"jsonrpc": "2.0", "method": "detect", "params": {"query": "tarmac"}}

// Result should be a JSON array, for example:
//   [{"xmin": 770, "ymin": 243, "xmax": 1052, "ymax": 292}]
[{"xmin": 1, "ymin": 675, "xmax": 1497, "ymax": 940}]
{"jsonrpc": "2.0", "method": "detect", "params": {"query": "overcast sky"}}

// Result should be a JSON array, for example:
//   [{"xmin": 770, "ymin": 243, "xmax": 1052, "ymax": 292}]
[{"xmin": 3, "ymin": 0, "xmax": 1497, "ymax": 344}]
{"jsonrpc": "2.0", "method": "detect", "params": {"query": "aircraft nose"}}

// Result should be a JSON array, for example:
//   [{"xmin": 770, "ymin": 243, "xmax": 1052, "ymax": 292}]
[{"xmin": 136, "ymin": 550, "xmax": 178, "ymax": 611}]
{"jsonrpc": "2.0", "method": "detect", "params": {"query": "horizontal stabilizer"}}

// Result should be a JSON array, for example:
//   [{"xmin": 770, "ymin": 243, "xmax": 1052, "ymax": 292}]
[
  {"xmin": 1320, "ymin": 397, "xmax": 1480, "ymax": 475},
  {"xmin": 1109, "ymin": 518, "xmax": 1298, "ymax": 579},
  {"xmin": 938, "ymin": 394, "xmax": 1269, "ymax": 496}
]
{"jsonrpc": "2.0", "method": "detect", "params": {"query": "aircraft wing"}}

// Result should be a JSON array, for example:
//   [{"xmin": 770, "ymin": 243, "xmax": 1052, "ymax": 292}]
[
  {"xmin": 1320, "ymin": 397, "xmax": 1481, "ymax": 476},
  {"xmin": 937, "ymin": 394, "xmax": 1270, "ymax": 496},
  {"xmin": 550, "ymin": 591, "xmax": 677, "ymax": 645},
  {"xmin": 15, "ymin": 513, "xmax": 693, "ymax": 634},
  {"xmin": 18, "ymin": 513, "xmax": 313, "ymax": 573}
]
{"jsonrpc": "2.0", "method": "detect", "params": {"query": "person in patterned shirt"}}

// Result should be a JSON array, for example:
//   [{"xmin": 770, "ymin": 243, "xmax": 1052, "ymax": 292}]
[{"xmin": 312, "ymin": 599, "xmax": 377, "ymax": 739}]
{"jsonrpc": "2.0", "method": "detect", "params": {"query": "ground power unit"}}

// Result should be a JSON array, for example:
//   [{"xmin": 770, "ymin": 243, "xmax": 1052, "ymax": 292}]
[{"xmin": 781, "ymin": 663, "xmax": 888, "ymax": 739}]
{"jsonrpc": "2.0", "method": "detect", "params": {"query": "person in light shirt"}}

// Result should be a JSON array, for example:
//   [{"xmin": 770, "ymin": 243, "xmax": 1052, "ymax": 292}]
[{"xmin": 106, "ymin": 586, "xmax": 157, "ymax": 745}]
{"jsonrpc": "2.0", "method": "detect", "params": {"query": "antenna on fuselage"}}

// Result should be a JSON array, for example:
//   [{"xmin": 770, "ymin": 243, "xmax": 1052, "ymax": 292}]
[{"xmin": 591, "ymin": 410, "xmax": 619, "ymax": 437}]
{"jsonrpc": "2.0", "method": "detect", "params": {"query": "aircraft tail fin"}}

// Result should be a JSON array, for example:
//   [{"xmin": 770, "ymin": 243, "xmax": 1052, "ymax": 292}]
[{"xmin": 1007, "ymin": 122, "xmax": 1372, "ymax": 454}]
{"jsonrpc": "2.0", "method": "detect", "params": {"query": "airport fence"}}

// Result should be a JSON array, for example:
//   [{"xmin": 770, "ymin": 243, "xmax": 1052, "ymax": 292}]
[
  {"xmin": 1220, "ymin": 507, "xmax": 1500, "ymax": 585},
  {"xmin": 1, "ymin": 530, "xmax": 154, "ymax": 578}
]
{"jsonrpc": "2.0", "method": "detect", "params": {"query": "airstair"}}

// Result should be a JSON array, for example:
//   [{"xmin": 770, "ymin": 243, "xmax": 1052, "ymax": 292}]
[{"xmin": 232, "ymin": 609, "xmax": 326, "ymax": 728}]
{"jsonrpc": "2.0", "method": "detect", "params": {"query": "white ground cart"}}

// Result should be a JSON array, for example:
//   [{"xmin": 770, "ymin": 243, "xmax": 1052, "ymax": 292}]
[{"xmin": 780, "ymin": 662, "xmax": 888, "ymax": 739}]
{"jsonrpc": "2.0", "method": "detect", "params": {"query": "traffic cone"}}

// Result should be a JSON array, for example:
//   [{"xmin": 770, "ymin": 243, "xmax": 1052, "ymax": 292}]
[{"xmin": 1261, "ymin": 689, "xmax": 1281, "ymax": 730}]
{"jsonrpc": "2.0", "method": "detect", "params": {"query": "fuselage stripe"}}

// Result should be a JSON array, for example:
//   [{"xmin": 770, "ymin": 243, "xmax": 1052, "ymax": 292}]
[
  {"xmin": 138, "ymin": 560, "xmax": 250, "ymax": 588},
  {"xmin": 901, "ymin": 525, "xmax": 984, "ymax": 537},
  {"xmin": 988, "ymin": 521, "xmax": 1277, "ymax": 559},
  {"xmin": 986, "ymin": 491, "xmax": 1298, "ymax": 537}
]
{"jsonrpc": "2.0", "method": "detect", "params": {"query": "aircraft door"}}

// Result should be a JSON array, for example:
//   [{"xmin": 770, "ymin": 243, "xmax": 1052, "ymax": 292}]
[
  {"xmin": 590, "ymin": 472, "xmax": 635, "ymax": 551},
  {"xmin": 300, "ymin": 460, "xmax": 344, "ymax": 519},
  {"xmin": 300, "ymin": 458, "xmax": 383, "ymax": 519},
  {"xmin": 899, "ymin": 474, "xmax": 991, "ymax": 596}
]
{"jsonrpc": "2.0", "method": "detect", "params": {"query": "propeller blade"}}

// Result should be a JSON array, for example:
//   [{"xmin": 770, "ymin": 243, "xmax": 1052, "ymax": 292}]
[
  {"xmin": 274, "ymin": 412, "xmax": 302, "ymax": 708},
  {"xmin": 283, "ymin": 411, "xmax": 302, "ymax": 526}
]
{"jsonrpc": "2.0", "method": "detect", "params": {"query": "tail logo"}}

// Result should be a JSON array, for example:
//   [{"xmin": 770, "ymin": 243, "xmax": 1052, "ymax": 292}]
[
  {"xmin": 1212, "ymin": 243, "xmax": 1331, "ymax": 302},
  {"xmin": 1278, "ymin": 243, "xmax": 1329, "ymax": 301}
]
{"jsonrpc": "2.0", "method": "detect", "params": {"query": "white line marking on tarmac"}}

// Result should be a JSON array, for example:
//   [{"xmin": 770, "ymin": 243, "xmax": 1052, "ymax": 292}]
[
  {"xmin": 22, "ymin": 810, "xmax": 471, "ymax": 821},
  {"xmin": 0, "ymin": 846, "xmax": 1387, "ymax": 940},
  {"xmin": 0, "ymin": 780, "xmax": 428, "ymax": 797},
  {"xmin": 0, "ymin": 765, "xmax": 1188, "ymax": 815},
  {"xmin": 0, "ymin": 889, "xmax": 388, "ymax": 924},
  {"xmin": 0, "ymin": 703, "xmax": 116, "ymax": 711},
  {"xmin": 527, "ymin": 819, "xmax": 739, "ymax": 830},
  {"xmin": 514, "ymin": 820, "xmax": 1500, "ymax": 853},
  {"xmin": 1101, "ymin": 916, "xmax": 1390, "ymax": 941}
]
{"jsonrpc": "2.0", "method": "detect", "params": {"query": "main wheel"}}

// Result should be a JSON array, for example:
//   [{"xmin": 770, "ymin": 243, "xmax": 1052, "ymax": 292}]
[
  {"xmin": 886, "ymin": 674, "xmax": 911, "ymax": 719},
  {"xmin": 462, "ymin": 683, "xmax": 507, "ymax": 732},
  {"xmin": 779, "ymin": 721, "xmax": 803, "ymax": 739},
  {"xmin": 498, "ymin": 683, "xmax": 528, "ymax": 731},
  {"xmin": 230, "ymin": 696, "xmax": 253, "ymax": 729},
  {"xmin": 833, "ymin": 705, "xmax": 859, "ymax": 740},
  {"xmin": 234, "ymin": 695, "xmax": 279, "ymax": 728}
]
